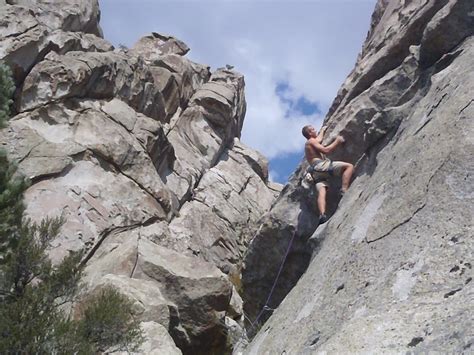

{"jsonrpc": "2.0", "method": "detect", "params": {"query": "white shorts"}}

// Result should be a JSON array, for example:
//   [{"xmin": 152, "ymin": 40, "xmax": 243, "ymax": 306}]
[{"xmin": 310, "ymin": 159, "xmax": 346, "ymax": 192}]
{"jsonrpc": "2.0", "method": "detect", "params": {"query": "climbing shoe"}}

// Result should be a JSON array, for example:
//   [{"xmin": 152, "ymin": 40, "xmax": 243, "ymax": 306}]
[{"xmin": 319, "ymin": 214, "xmax": 328, "ymax": 224}]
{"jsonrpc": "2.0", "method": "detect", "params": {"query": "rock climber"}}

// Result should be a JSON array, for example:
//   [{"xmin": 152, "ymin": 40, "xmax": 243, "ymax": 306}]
[{"xmin": 302, "ymin": 125, "xmax": 354, "ymax": 224}]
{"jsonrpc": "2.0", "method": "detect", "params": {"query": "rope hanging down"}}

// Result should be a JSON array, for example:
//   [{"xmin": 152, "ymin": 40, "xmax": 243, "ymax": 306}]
[
  {"xmin": 249, "ymin": 229, "xmax": 297, "ymax": 331},
  {"xmin": 234, "ymin": 230, "xmax": 297, "ymax": 352}
]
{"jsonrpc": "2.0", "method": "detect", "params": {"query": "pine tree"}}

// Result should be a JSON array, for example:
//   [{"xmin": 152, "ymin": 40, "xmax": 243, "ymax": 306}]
[
  {"xmin": 0, "ymin": 150, "xmax": 28, "ymax": 264},
  {"xmin": 0, "ymin": 217, "xmax": 84, "ymax": 353},
  {"xmin": 0, "ymin": 62, "xmax": 24, "ymax": 262},
  {"xmin": 0, "ymin": 62, "xmax": 14, "ymax": 128},
  {"xmin": 0, "ymin": 62, "xmax": 143, "ymax": 353}
]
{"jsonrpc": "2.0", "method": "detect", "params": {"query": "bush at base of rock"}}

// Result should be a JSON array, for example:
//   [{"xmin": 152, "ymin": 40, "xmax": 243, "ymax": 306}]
[{"xmin": 75, "ymin": 287, "xmax": 145, "ymax": 353}]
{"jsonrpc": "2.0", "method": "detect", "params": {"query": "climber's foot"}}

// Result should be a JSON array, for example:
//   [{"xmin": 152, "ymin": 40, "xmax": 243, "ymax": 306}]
[{"xmin": 319, "ymin": 214, "xmax": 328, "ymax": 224}]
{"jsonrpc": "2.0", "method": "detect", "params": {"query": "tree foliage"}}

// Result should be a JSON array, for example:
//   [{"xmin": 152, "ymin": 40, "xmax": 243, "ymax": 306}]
[
  {"xmin": 77, "ymin": 287, "xmax": 144, "ymax": 353},
  {"xmin": 0, "ymin": 216, "xmax": 83, "ymax": 353},
  {"xmin": 0, "ymin": 151, "xmax": 28, "ymax": 263},
  {"xmin": 0, "ymin": 62, "xmax": 14, "ymax": 128},
  {"xmin": 0, "ymin": 62, "xmax": 22, "ymax": 263}
]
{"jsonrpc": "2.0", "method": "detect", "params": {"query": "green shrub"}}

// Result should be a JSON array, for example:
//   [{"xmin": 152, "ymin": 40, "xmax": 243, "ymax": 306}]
[
  {"xmin": 77, "ymin": 287, "xmax": 144, "ymax": 353},
  {"xmin": 0, "ymin": 62, "xmax": 14, "ymax": 128},
  {"xmin": 0, "ymin": 215, "xmax": 84, "ymax": 354}
]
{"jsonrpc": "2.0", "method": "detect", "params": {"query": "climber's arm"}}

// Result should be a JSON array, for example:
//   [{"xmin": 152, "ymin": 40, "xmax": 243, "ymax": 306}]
[
  {"xmin": 315, "ymin": 126, "xmax": 327, "ymax": 143},
  {"xmin": 310, "ymin": 135, "xmax": 345, "ymax": 154}
]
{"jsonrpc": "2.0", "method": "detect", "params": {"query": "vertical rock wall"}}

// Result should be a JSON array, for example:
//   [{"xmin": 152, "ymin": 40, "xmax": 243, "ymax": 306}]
[{"xmin": 242, "ymin": 0, "xmax": 473, "ymax": 353}]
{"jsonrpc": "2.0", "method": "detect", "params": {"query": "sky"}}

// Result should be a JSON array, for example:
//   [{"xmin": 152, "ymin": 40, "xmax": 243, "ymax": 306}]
[{"xmin": 99, "ymin": 0, "xmax": 376, "ymax": 184}]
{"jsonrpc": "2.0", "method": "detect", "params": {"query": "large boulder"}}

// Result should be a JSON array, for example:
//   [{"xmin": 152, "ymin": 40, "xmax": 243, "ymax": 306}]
[
  {"xmin": 0, "ymin": 1, "xmax": 106, "ymax": 85},
  {"xmin": 7, "ymin": 0, "xmax": 102, "ymax": 36},
  {"xmin": 80, "ymin": 274, "xmax": 178, "ymax": 331},
  {"xmin": 16, "ymin": 51, "xmax": 167, "ymax": 121},
  {"xmin": 0, "ymin": 99, "xmax": 175, "ymax": 262},
  {"xmin": 84, "ymin": 232, "xmax": 234, "ymax": 354},
  {"xmin": 134, "ymin": 322, "xmax": 182, "ymax": 355},
  {"xmin": 164, "ymin": 139, "xmax": 278, "ymax": 274},
  {"xmin": 132, "ymin": 32, "xmax": 190, "ymax": 61},
  {"xmin": 110, "ymin": 322, "xmax": 183, "ymax": 355},
  {"xmin": 0, "ymin": 5, "xmax": 49, "ymax": 83},
  {"xmin": 152, "ymin": 54, "xmax": 211, "ymax": 109},
  {"xmin": 132, "ymin": 33, "xmax": 204, "ymax": 121},
  {"xmin": 47, "ymin": 30, "xmax": 113, "ymax": 54},
  {"xmin": 149, "ymin": 66, "xmax": 181, "ymax": 122},
  {"xmin": 165, "ymin": 69, "xmax": 246, "ymax": 203}
]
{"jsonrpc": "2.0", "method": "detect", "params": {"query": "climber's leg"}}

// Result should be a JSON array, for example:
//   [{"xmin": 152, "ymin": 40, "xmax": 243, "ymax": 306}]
[
  {"xmin": 316, "ymin": 182, "xmax": 329, "ymax": 223},
  {"xmin": 332, "ymin": 161, "xmax": 354, "ymax": 193},
  {"xmin": 317, "ymin": 184, "xmax": 326, "ymax": 214}
]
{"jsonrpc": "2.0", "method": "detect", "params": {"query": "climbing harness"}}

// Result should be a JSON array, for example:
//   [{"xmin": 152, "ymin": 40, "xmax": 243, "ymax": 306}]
[{"xmin": 302, "ymin": 158, "xmax": 335, "ymax": 189}]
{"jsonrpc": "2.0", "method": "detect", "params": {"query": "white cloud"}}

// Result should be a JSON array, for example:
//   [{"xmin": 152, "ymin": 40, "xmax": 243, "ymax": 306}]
[
  {"xmin": 99, "ymin": 0, "xmax": 376, "ymax": 160},
  {"xmin": 269, "ymin": 169, "xmax": 279, "ymax": 183}
]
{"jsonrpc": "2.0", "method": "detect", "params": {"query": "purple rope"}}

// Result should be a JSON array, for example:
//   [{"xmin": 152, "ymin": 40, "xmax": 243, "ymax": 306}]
[{"xmin": 251, "ymin": 230, "xmax": 297, "ymax": 329}]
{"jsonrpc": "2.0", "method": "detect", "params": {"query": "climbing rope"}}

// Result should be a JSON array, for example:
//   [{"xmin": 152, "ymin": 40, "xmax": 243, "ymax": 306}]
[
  {"xmin": 234, "ymin": 229, "xmax": 297, "ymax": 351},
  {"xmin": 249, "ymin": 229, "xmax": 297, "ymax": 330}
]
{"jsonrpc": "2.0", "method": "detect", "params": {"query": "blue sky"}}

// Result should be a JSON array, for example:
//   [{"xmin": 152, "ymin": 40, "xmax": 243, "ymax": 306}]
[{"xmin": 99, "ymin": 0, "xmax": 376, "ymax": 183}]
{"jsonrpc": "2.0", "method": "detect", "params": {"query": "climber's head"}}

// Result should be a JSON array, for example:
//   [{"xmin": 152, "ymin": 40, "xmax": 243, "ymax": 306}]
[{"xmin": 302, "ymin": 125, "xmax": 317, "ymax": 139}]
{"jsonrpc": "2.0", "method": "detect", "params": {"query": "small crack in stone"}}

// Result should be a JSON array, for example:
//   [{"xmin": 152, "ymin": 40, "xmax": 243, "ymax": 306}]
[{"xmin": 367, "ymin": 151, "xmax": 452, "ymax": 243}]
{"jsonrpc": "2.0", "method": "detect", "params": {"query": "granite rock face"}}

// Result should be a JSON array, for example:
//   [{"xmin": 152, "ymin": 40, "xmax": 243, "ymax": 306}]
[
  {"xmin": 0, "ymin": 0, "xmax": 104, "ymax": 84},
  {"xmin": 0, "ymin": 2, "xmax": 280, "ymax": 354},
  {"xmin": 242, "ymin": 0, "xmax": 473, "ymax": 353},
  {"xmin": 132, "ymin": 32, "xmax": 190, "ymax": 60},
  {"xmin": 3, "ymin": 0, "xmax": 471, "ymax": 353}
]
